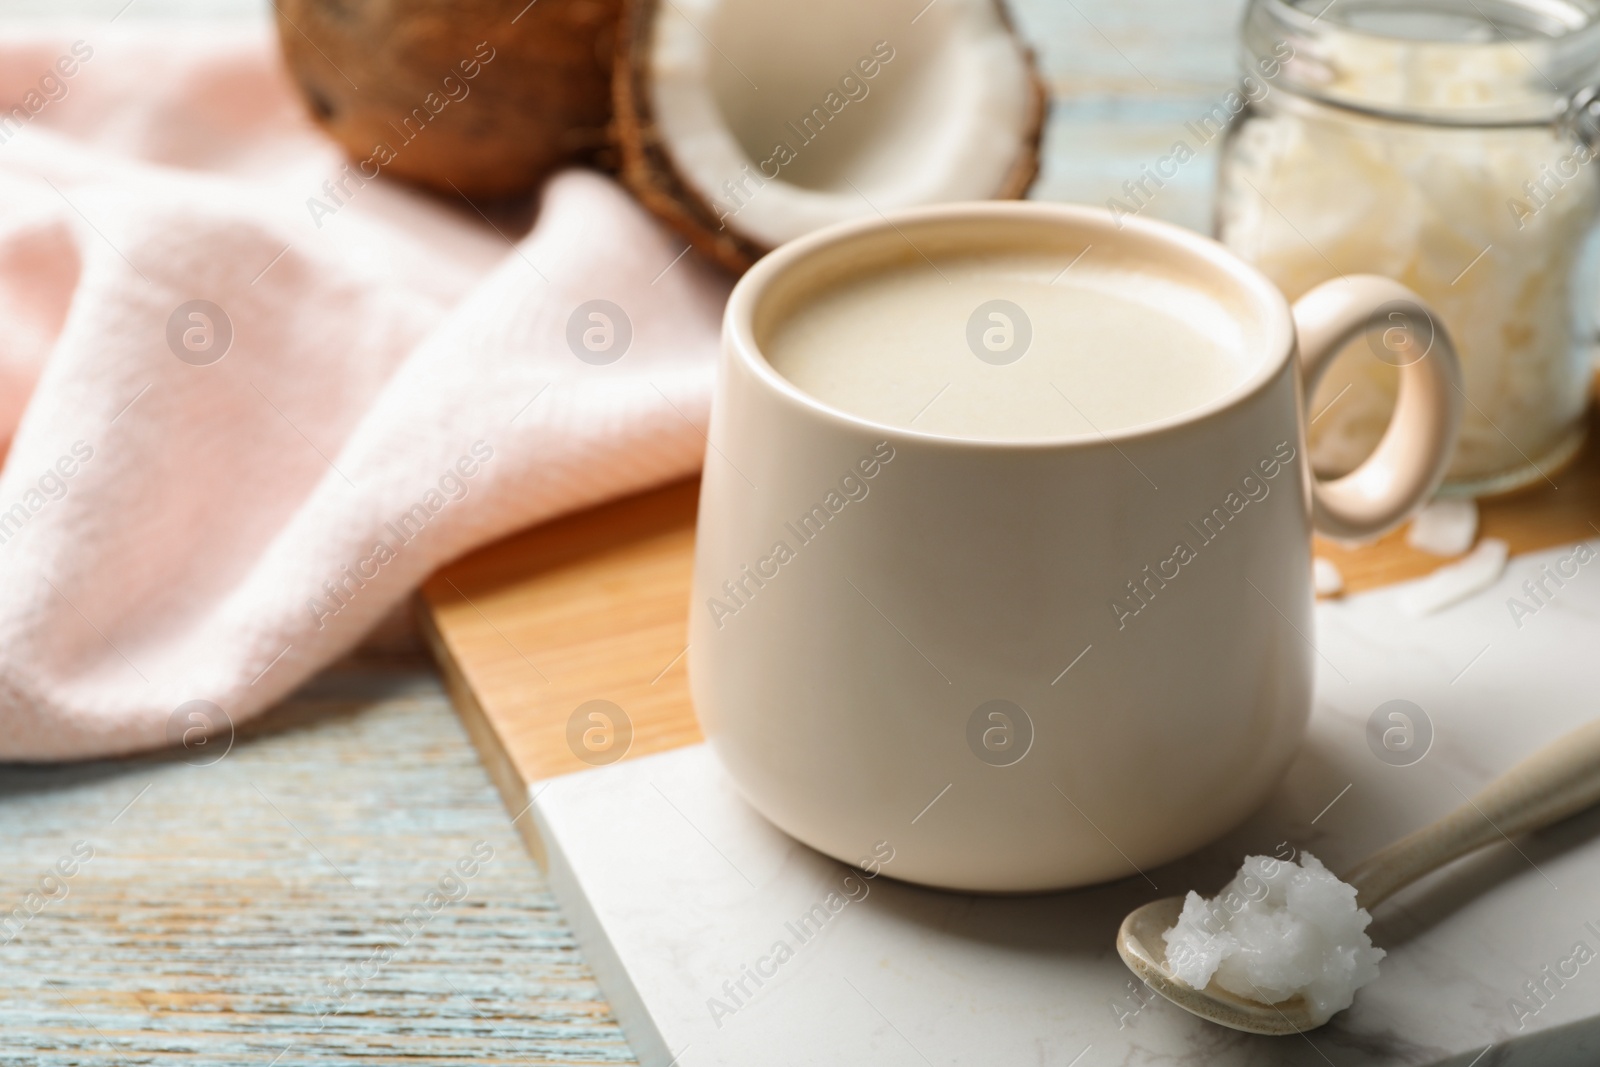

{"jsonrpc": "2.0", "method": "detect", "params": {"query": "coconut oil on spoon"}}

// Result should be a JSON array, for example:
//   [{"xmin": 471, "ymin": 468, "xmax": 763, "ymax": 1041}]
[{"xmin": 1117, "ymin": 717, "xmax": 1600, "ymax": 1034}]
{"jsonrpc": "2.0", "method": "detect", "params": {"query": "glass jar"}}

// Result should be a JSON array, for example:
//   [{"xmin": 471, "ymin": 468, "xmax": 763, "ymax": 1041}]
[{"xmin": 1218, "ymin": 0, "xmax": 1600, "ymax": 496}]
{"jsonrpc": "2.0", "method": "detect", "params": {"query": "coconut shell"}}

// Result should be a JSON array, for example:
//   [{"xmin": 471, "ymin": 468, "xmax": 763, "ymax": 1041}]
[
  {"xmin": 612, "ymin": 0, "xmax": 1048, "ymax": 274},
  {"xmin": 275, "ymin": 0, "xmax": 623, "ymax": 199}
]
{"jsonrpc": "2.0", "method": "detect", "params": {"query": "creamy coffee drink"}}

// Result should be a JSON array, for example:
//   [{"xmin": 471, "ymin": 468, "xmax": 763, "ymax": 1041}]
[{"xmin": 763, "ymin": 251, "xmax": 1254, "ymax": 440}]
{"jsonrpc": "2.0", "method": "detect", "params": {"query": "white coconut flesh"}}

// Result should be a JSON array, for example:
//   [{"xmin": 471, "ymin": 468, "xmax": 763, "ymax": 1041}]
[{"xmin": 648, "ymin": 0, "xmax": 1037, "ymax": 248}]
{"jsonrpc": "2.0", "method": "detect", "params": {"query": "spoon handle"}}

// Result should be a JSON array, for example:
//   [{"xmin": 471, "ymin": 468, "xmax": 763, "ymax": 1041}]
[{"xmin": 1344, "ymin": 717, "xmax": 1600, "ymax": 911}]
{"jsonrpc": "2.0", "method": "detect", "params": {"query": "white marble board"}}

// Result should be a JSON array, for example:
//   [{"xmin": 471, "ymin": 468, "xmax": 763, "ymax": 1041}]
[{"xmin": 529, "ymin": 540, "xmax": 1600, "ymax": 1066}]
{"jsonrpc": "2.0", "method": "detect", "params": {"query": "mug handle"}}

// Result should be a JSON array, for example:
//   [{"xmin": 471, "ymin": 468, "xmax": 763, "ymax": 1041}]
[{"xmin": 1291, "ymin": 275, "xmax": 1463, "ymax": 542}]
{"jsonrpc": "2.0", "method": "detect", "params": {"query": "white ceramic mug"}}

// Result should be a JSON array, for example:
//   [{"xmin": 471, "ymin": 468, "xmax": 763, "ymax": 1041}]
[{"xmin": 689, "ymin": 202, "xmax": 1461, "ymax": 892}]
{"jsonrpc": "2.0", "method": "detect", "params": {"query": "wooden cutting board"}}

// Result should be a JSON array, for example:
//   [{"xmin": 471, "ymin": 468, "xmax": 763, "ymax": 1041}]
[
  {"xmin": 416, "ymin": 479, "xmax": 702, "ymax": 864},
  {"xmin": 417, "ymin": 409, "xmax": 1600, "ymax": 863}
]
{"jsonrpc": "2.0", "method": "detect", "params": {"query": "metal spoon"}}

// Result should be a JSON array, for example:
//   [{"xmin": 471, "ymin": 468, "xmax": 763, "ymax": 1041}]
[{"xmin": 1117, "ymin": 717, "xmax": 1600, "ymax": 1035}]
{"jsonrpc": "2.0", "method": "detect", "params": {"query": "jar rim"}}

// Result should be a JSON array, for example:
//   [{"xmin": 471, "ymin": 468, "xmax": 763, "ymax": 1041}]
[{"xmin": 1244, "ymin": 0, "xmax": 1600, "ymax": 125}]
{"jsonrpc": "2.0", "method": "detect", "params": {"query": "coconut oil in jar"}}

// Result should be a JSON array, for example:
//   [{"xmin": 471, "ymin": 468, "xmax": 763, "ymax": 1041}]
[{"xmin": 1218, "ymin": 0, "xmax": 1600, "ymax": 496}]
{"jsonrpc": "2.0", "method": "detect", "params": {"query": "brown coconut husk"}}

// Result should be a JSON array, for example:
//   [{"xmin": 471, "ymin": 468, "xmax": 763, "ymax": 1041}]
[
  {"xmin": 611, "ymin": 0, "xmax": 1049, "ymax": 274},
  {"xmin": 275, "ymin": 0, "xmax": 623, "ymax": 199}
]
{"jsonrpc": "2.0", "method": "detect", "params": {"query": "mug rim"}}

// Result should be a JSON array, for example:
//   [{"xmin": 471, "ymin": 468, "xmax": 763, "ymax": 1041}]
[{"xmin": 725, "ymin": 200, "xmax": 1298, "ymax": 451}]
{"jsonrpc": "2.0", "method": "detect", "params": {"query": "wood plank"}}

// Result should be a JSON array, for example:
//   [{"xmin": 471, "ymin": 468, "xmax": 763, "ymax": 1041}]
[
  {"xmin": 0, "ymin": 661, "xmax": 637, "ymax": 1066},
  {"xmin": 417, "ymin": 480, "xmax": 704, "ymax": 819}
]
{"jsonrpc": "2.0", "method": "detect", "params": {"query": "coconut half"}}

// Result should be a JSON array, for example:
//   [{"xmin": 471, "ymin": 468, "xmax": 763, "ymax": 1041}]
[
  {"xmin": 615, "ymin": 0, "xmax": 1046, "ymax": 271},
  {"xmin": 276, "ymin": 0, "xmax": 621, "ymax": 199}
]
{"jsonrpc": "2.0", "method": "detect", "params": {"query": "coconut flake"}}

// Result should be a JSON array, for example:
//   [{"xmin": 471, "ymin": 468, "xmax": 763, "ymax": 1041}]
[
  {"xmin": 1312, "ymin": 557, "xmax": 1344, "ymax": 597},
  {"xmin": 1406, "ymin": 498, "xmax": 1478, "ymax": 557},
  {"xmin": 1399, "ymin": 537, "xmax": 1508, "ymax": 616}
]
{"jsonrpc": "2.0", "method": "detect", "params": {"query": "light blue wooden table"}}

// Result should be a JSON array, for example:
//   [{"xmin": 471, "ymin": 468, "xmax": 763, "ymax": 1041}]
[
  {"xmin": 0, "ymin": 658, "xmax": 638, "ymax": 1064},
  {"xmin": 0, "ymin": 0, "xmax": 1246, "ymax": 1060}
]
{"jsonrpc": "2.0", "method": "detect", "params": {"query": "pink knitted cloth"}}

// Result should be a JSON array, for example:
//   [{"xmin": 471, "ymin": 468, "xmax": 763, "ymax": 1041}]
[{"xmin": 0, "ymin": 26, "xmax": 728, "ymax": 758}]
